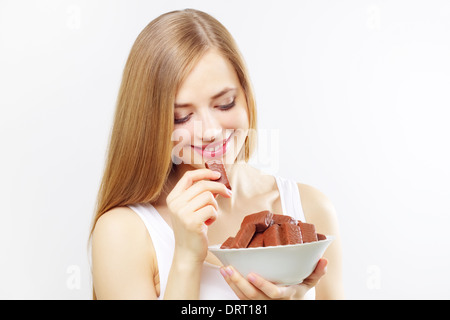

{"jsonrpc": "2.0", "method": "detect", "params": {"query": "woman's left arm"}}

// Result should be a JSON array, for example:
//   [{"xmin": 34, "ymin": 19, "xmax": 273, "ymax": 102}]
[{"xmin": 298, "ymin": 183, "xmax": 345, "ymax": 300}]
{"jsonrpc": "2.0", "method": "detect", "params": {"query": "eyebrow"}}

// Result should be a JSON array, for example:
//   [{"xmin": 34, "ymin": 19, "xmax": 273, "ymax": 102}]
[{"xmin": 174, "ymin": 87, "xmax": 236, "ymax": 108}]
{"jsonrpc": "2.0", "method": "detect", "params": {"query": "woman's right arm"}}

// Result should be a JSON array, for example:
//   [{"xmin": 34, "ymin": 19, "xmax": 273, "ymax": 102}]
[
  {"xmin": 92, "ymin": 206, "xmax": 207, "ymax": 300},
  {"xmin": 92, "ymin": 207, "xmax": 158, "ymax": 299},
  {"xmin": 92, "ymin": 169, "xmax": 231, "ymax": 300}
]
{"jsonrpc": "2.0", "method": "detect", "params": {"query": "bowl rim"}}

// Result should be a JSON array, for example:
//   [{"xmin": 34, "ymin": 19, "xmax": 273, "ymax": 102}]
[{"xmin": 208, "ymin": 235, "xmax": 334, "ymax": 252}]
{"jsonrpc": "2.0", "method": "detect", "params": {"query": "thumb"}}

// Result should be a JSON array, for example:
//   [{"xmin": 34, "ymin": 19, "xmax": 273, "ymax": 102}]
[{"xmin": 301, "ymin": 258, "xmax": 328, "ymax": 288}]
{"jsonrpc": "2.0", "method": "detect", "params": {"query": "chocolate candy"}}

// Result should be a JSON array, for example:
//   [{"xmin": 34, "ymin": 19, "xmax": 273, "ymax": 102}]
[
  {"xmin": 297, "ymin": 221, "xmax": 318, "ymax": 243},
  {"xmin": 247, "ymin": 232, "xmax": 264, "ymax": 248},
  {"xmin": 264, "ymin": 223, "xmax": 303, "ymax": 247},
  {"xmin": 205, "ymin": 160, "xmax": 231, "ymax": 190},
  {"xmin": 220, "ymin": 237, "xmax": 235, "ymax": 249},
  {"xmin": 272, "ymin": 214, "xmax": 297, "ymax": 225},
  {"xmin": 219, "ymin": 211, "xmax": 325, "ymax": 249},
  {"xmin": 263, "ymin": 224, "xmax": 282, "ymax": 247},
  {"xmin": 317, "ymin": 233, "xmax": 327, "ymax": 241},
  {"xmin": 280, "ymin": 223, "xmax": 303, "ymax": 245},
  {"xmin": 241, "ymin": 210, "xmax": 273, "ymax": 232},
  {"xmin": 229, "ymin": 224, "xmax": 256, "ymax": 249}
]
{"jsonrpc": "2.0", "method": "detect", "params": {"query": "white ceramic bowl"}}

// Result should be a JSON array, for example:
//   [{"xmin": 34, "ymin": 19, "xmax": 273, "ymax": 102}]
[{"xmin": 209, "ymin": 236, "xmax": 334, "ymax": 285}]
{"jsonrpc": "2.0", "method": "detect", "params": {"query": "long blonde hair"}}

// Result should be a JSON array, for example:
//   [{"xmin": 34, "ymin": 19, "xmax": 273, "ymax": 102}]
[{"xmin": 90, "ymin": 9, "xmax": 257, "ymax": 236}]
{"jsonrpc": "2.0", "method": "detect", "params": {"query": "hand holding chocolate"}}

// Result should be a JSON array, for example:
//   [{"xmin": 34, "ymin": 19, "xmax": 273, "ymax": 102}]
[{"xmin": 220, "ymin": 210, "xmax": 327, "ymax": 249}]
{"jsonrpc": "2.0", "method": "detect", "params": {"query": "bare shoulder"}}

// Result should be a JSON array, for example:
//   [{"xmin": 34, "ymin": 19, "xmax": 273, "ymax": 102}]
[
  {"xmin": 92, "ymin": 206, "xmax": 158, "ymax": 299},
  {"xmin": 297, "ymin": 183, "xmax": 339, "ymax": 236},
  {"xmin": 93, "ymin": 206, "xmax": 147, "ymax": 241},
  {"xmin": 92, "ymin": 206, "xmax": 153, "ymax": 261}
]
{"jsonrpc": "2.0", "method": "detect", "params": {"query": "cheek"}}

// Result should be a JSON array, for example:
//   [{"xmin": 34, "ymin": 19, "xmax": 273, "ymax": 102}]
[
  {"xmin": 228, "ymin": 107, "xmax": 250, "ymax": 148},
  {"xmin": 171, "ymin": 127, "xmax": 193, "ymax": 149},
  {"xmin": 171, "ymin": 127, "xmax": 199, "ymax": 165},
  {"xmin": 222, "ymin": 106, "xmax": 249, "ymax": 129}
]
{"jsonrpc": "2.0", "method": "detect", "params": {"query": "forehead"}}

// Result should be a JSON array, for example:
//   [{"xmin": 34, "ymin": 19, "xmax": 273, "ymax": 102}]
[{"xmin": 175, "ymin": 49, "xmax": 240, "ymax": 104}]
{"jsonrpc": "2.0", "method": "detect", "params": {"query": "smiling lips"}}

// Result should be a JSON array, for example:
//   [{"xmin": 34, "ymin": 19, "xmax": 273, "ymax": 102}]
[{"xmin": 191, "ymin": 133, "xmax": 232, "ymax": 158}]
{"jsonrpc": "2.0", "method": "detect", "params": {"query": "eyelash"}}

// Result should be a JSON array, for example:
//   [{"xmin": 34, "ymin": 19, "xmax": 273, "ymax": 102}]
[{"xmin": 174, "ymin": 99, "xmax": 236, "ymax": 125}]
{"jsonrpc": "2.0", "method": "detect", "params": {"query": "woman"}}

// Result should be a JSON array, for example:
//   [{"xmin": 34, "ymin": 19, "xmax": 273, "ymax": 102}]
[{"xmin": 90, "ymin": 8, "xmax": 344, "ymax": 300}]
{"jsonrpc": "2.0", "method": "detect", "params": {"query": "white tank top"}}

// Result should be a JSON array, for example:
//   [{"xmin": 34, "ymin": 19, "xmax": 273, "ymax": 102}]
[{"xmin": 127, "ymin": 175, "xmax": 315, "ymax": 300}]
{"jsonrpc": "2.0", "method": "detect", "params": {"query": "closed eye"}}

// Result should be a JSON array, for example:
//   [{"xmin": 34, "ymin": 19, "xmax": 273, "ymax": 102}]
[
  {"xmin": 174, "ymin": 113, "xmax": 192, "ymax": 124},
  {"xmin": 217, "ymin": 99, "xmax": 235, "ymax": 111}
]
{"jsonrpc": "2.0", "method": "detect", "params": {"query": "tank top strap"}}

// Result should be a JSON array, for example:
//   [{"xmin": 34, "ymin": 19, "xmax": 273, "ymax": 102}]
[
  {"xmin": 274, "ymin": 175, "xmax": 306, "ymax": 223},
  {"xmin": 273, "ymin": 176, "xmax": 315, "ymax": 300},
  {"xmin": 127, "ymin": 203, "xmax": 174, "ymax": 299}
]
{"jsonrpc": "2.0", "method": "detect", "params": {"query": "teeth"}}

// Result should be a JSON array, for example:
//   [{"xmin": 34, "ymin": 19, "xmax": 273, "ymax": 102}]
[
  {"xmin": 203, "ymin": 135, "xmax": 232, "ymax": 153},
  {"xmin": 207, "ymin": 144, "xmax": 221, "ymax": 152}
]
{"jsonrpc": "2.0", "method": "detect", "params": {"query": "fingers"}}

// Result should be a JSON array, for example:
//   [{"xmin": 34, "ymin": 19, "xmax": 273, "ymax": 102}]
[
  {"xmin": 195, "ymin": 205, "xmax": 218, "ymax": 225},
  {"xmin": 167, "ymin": 169, "xmax": 232, "ymax": 226},
  {"xmin": 220, "ymin": 266, "xmax": 295, "ymax": 300},
  {"xmin": 170, "ymin": 192, "xmax": 218, "ymax": 229},
  {"xmin": 182, "ymin": 191, "xmax": 219, "ymax": 213},
  {"xmin": 183, "ymin": 180, "xmax": 232, "ymax": 202},
  {"xmin": 164, "ymin": 168, "xmax": 232, "ymax": 262},
  {"xmin": 170, "ymin": 169, "xmax": 222, "ymax": 197},
  {"xmin": 246, "ymin": 273, "xmax": 293, "ymax": 299},
  {"xmin": 220, "ymin": 266, "xmax": 266, "ymax": 300},
  {"xmin": 219, "ymin": 267, "xmax": 247, "ymax": 299},
  {"xmin": 167, "ymin": 169, "xmax": 231, "ymax": 211},
  {"xmin": 220, "ymin": 259, "xmax": 328, "ymax": 300}
]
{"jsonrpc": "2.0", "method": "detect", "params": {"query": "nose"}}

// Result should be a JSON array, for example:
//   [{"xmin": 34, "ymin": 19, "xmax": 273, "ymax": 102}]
[{"xmin": 195, "ymin": 110, "xmax": 222, "ymax": 142}]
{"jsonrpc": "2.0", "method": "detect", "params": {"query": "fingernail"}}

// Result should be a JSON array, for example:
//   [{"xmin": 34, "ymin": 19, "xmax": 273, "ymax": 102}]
[
  {"xmin": 214, "ymin": 171, "xmax": 221, "ymax": 178},
  {"xmin": 225, "ymin": 266, "xmax": 233, "ymax": 276},
  {"xmin": 220, "ymin": 268, "xmax": 228, "ymax": 278},
  {"xmin": 247, "ymin": 273, "xmax": 256, "ymax": 283},
  {"xmin": 227, "ymin": 189, "xmax": 233, "ymax": 196}
]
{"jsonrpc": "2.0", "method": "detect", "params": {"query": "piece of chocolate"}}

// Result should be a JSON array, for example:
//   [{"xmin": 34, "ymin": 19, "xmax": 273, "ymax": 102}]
[
  {"xmin": 263, "ymin": 224, "xmax": 282, "ymax": 247},
  {"xmin": 241, "ymin": 210, "xmax": 274, "ymax": 232},
  {"xmin": 219, "ymin": 211, "xmax": 325, "ymax": 249},
  {"xmin": 247, "ymin": 232, "xmax": 264, "ymax": 248},
  {"xmin": 272, "ymin": 214, "xmax": 297, "ymax": 225},
  {"xmin": 220, "ymin": 237, "xmax": 235, "ymax": 249},
  {"xmin": 298, "ymin": 221, "xmax": 318, "ymax": 243},
  {"xmin": 280, "ymin": 223, "xmax": 303, "ymax": 245},
  {"xmin": 205, "ymin": 160, "xmax": 232, "ymax": 190},
  {"xmin": 317, "ymin": 233, "xmax": 327, "ymax": 241},
  {"xmin": 230, "ymin": 223, "xmax": 256, "ymax": 248}
]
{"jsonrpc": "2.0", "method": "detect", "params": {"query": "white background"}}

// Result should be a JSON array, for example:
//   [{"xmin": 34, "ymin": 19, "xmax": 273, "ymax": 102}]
[{"xmin": 1, "ymin": 0, "xmax": 449, "ymax": 299}]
